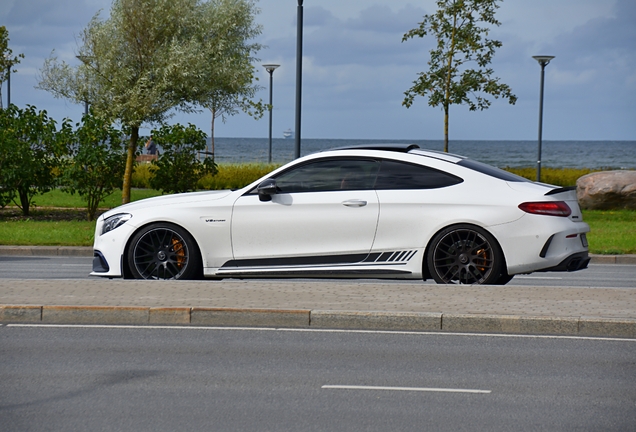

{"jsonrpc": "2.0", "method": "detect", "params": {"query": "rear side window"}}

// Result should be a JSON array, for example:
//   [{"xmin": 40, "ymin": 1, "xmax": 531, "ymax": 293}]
[
  {"xmin": 458, "ymin": 159, "xmax": 531, "ymax": 182},
  {"xmin": 375, "ymin": 160, "xmax": 463, "ymax": 190}
]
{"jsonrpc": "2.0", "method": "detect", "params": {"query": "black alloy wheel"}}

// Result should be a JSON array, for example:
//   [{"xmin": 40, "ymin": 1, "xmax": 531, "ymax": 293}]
[
  {"xmin": 427, "ymin": 224, "xmax": 505, "ymax": 285},
  {"xmin": 127, "ymin": 223, "xmax": 201, "ymax": 280}
]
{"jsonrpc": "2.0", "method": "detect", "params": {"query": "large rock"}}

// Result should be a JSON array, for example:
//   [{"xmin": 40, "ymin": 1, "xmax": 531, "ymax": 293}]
[{"xmin": 577, "ymin": 170, "xmax": 636, "ymax": 210}]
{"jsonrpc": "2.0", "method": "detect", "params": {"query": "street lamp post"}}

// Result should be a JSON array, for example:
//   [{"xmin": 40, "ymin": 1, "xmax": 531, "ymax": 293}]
[
  {"xmin": 263, "ymin": 64, "xmax": 280, "ymax": 163},
  {"xmin": 294, "ymin": 0, "xmax": 304, "ymax": 159},
  {"xmin": 532, "ymin": 55, "xmax": 555, "ymax": 183}
]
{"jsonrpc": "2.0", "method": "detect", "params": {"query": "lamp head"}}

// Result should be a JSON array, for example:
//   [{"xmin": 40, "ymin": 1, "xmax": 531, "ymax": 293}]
[
  {"xmin": 532, "ymin": 55, "xmax": 555, "ymax": 66},
  {"xmin": 263, "ymin": 64, "xmax": 280, "ymax": 74}
]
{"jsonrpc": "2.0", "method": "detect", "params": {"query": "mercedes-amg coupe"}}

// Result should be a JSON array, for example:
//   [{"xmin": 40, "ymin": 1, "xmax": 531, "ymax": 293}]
[{"xmin": 91, "ymin": 144, "xmax": 590, "ymax": 284}]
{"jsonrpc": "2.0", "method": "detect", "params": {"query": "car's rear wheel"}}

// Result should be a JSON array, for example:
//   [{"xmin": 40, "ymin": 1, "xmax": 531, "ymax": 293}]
[
  {"xmin": 427, "ymin": 224, "xmax": 505, "ymax": 285},
  {"xmin": 127, "ymin": 223, "xmax": 202, "ymax": 280}
]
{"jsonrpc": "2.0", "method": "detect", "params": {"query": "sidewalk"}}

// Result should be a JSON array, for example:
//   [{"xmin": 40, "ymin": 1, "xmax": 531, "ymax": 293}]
[
  {"xmin": 1, "ymin": 246, "xmax": 635, "ymax": 338},
  {"xmin": 1, "ymin": 278, "xmax": 635, "ymax": 338}
]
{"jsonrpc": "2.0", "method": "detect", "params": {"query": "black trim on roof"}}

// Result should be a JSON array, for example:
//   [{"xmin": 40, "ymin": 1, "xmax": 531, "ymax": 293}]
[{"xmin": 327, "ymin": 143, "xmax": 420, "ymax": 153}]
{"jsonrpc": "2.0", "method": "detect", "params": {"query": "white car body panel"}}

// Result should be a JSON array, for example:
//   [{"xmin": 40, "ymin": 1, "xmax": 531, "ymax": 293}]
[{"xmin": 231, "ymin": 190, "xmax": 379, "ymax": 260}]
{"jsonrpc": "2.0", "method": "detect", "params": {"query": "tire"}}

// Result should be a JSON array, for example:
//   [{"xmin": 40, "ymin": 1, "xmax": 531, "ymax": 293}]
[
  {"xmin": 127, "ymin": 223, "xmax": 202, "ymax": 280},
  {"xmin": 494, "ymin": 273, "xmax": 514, "ymax": 285},
  {"xmin": 426, "ymin": 224, "xmax": 506, "ymax": 285}
]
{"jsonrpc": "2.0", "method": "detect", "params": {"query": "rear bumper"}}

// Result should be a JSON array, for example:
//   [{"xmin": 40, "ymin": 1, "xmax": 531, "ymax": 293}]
[{"xmin": 536, "ymin": 251, "xmax": 591, "ymax": 272}]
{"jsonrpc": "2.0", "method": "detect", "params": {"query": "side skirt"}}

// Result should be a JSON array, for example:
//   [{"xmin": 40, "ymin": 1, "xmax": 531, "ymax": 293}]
[{"xmin": 213, "ymin": 268, "xmax": 413, "ymax": 279}]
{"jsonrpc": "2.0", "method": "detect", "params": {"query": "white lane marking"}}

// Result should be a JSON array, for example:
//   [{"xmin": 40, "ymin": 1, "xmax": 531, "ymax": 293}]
[
  {"xmin": 5, "ymin": 324, "xmax": 636, "ymax": 342},
  {"xmin": 515, "ymin": 276, "xmax": 562, "ymax": 280},
  {"xmin": 322, "ymin": 385, "xmax": 490, "ymax": 394}
]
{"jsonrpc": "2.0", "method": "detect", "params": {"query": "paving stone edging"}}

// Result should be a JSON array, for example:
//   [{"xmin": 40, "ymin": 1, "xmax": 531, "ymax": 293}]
[{"xmin": 1, "ymin": 305, "xmax": 635, "ymax": 338}]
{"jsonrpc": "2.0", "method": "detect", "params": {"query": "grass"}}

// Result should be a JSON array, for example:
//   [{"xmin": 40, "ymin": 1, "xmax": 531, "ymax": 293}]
[
  {"xmin": 582, "ymin": 209, "xmax": 636, "ymax": 254},
  {"xmin": 1, "ymin": 165, "xmax": 633, "ymax": 253},
  {"xmin": 0, "ymin": 219, "xmax": 96, "ymax": 246},
  {"xmin": 30, "ymin": 188, "xmax": 162, "ymax": 209},
  {"xmin": 1, "ymin": 207, "xmax": 634, "ymax": 254}
]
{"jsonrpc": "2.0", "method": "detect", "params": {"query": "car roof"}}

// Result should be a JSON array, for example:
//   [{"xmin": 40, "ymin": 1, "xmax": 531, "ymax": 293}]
[
  {"xmin": 320, "ymin": 143, "xmax": 532, "ymax": 183},
  {"xmin": 324, "ymin": 143, "xmax": 466, "ymax": 164}
]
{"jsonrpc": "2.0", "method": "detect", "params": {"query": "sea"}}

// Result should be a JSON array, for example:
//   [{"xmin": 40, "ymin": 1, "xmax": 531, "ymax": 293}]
[{"xmin": 208, "ymin": 138, "xmax": 636, "ymax": 169}]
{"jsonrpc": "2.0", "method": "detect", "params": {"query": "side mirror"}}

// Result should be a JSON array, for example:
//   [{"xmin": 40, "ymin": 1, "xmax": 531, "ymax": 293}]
[{"xmin": 257, "ymin": 179, "xmax": 278, "ymax": 202}]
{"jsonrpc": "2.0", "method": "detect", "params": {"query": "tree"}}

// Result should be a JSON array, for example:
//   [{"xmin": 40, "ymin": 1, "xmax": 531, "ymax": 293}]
[
  {"xmin": 0, "ymin": 105, "xmax": 66, "ymax": 216},
  {"xmin": 38, "ymin": 0, "xmax": 262, "ymax": 204},
  {"xmin": 61, "ymin": 113, "xmax": 127, "ymax": 221},
  {"xmin": 204, "ymin": 83, "xmax": 264, "ymax": 158},
  {"xmin": 402, "ymin": 0, "xmax": 516, "ymax": 152},
  {"xmin": 0, "ymin": 26, "xmax": 24, "ymax": 109},
  {"xmin": 195, "ymin": 0, "xmax": 264, "ymax": 157},
  {"xmin": 149, "ymin": 123, "xmax": 217, "ymax": 194}
]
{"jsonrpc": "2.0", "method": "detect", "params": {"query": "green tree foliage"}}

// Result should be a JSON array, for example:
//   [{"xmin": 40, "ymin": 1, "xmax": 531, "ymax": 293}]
[
  {"xmin": 402, "ymin": 0, "xmax": 516, "ymax": 152},
  {"xmin": 61, "ymin": 114, "xmax": 127, "ymax": 221},
  {"xmin": 38, "ymin": 0, "xmax": 263, "ymax": 204},
  {"xmin": 0, "ymin": 105, "xmax": 65, "ymax": 216},
  {"xmin": 196, "ymin": 0, "xmax": 264, "ymax": 156},
  {"xmin": 149, "ymin": 124, "xmax": 217, "ymax": 194},
  {"xmin": 0, "ymin": 26, "xmax": 24, "ymax": 109}
]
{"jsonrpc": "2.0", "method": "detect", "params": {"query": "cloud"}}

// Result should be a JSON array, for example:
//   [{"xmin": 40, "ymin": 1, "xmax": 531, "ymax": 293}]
[
  {"xmin": 263, "ymin": 4, "xmax": 429, "ymax": 68},
  {"xmin": 2, "ymin": 0, "xmax": 99, "ymax": 27}
]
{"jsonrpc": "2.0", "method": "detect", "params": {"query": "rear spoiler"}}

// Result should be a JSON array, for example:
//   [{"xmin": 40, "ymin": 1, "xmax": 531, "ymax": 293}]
[{"xmin": 545, "ymin": 186, "xmax": 577, "ymax": 196}]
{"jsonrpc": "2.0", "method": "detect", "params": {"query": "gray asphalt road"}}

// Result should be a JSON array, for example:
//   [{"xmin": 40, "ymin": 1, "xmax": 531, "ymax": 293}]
[
  {"xmin": 0, "ymin": 255, "xmax": 634, "ymax": 287},
  {"xmin": 1, "ymin": 325, "xmax": 635, "ymax": 431}
]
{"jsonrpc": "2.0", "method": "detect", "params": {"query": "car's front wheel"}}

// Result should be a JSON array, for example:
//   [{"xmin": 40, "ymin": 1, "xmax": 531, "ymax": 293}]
[
  {"xmin": 127, "ymin": 223, "xmax": 202, "ymax": 280},
  {"xmin": 427, "ymin": 224, "xmax": 506, "ymax": 285}
]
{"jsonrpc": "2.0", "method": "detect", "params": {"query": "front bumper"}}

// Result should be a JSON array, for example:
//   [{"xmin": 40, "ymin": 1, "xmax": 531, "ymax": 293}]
[{"xmin": 89, "ymin": 216, "xmax": 138, "ymax": 278}]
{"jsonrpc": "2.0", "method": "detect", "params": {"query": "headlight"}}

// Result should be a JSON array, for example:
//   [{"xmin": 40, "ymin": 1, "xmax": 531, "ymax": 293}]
[{"xmin": 101, "ymin": 213, "xmax": 132, "ymax": 235}]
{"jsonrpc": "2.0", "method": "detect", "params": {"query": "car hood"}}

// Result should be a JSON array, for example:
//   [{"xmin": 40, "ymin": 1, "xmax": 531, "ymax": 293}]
[{"xmin": 101, "ymin": 190, "xmax": 234, "ymax": 219}]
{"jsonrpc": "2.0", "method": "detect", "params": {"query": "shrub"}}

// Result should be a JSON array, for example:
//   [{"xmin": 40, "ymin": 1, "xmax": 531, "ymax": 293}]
[
  {"xmin": 132, "ymin": 163, "xmax": 156, "ymax": 189},
  {"xmin": 61, "ymin": 114, "xmax": 126, "ymax": 221},
  {"xmin": 149, "ymin": 124, "xmax": 217, "ymax": 194},
  {"xmin": 503, "ymin": 167, "xmax": 602, "ymax": 187},
  {"xmin": 198, "ymin": 163, "xmax": 280, "ymax": 190},
  {"xmin": 0, "ymin": 105, "xmax": 66, "ymax": 215}
]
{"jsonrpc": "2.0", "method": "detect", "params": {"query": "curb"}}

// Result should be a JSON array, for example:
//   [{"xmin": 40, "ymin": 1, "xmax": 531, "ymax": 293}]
[
  {"xmin": 0, "ymin": 246, "xmax": 634, "ymax": 264},
  {"xmin": 0, "ymin": 246, "xmax": 94, "ymax": 257},
  {"xmin": 2, "ymin": 305, "xmax": 635, "ymax": 338}
]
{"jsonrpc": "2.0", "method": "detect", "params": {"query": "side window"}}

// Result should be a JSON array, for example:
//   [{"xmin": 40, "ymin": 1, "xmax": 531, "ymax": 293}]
[
  {"xmin": 375, "ymin": 160, "xmax": 463, "ymax": 190},
  {"xmin": 274, "ymin": 159, "xmax": 380, "ymax": 193}
]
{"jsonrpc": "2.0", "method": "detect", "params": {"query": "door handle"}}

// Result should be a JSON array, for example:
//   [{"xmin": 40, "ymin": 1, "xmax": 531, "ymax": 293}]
[{"xmin": 342, "ymin": 200, "xmax": 367, "ymax": 207}]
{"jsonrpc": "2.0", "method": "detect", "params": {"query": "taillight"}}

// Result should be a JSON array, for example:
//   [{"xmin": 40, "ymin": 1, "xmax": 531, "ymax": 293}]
[{"xmin": 518, "ymin": 201, "xmax": 571, "ymax": 217}]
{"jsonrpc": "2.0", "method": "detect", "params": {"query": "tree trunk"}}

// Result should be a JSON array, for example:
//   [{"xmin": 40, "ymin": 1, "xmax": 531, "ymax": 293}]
[
  {"xmin": 18, "ymin": 188, "xmax": 29, "ymax": 216},
  {"xmin": 444, "ymin": 104, "xmax": 449, "ymax": 153},
  {"xmin": 443, "ymin": 8, "xmax": 457, "ymax": 154},
  {"xmin": 210, "ymin": 109, "xmax": 216, "ymax": 160},
  {"xmin": 121, "ymin": 126, "xmax": 139, "ymax": 204}
]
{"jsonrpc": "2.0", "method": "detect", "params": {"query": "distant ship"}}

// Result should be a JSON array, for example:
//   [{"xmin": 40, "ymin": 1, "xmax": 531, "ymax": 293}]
[{"xmin": 283, "ymin": 128, "xmax": 293, "ymax": 139}]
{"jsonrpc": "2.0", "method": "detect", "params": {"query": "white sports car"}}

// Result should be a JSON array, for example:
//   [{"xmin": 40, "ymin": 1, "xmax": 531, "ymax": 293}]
[{"xmin": 91, "ymin": 144, "xmax": 590, "ymax": 284}]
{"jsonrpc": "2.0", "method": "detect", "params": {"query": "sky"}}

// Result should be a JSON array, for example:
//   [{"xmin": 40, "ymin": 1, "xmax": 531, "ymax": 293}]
[{"xmin": 1, "ymin": 0, "xmax": 635, "ymax": 141}]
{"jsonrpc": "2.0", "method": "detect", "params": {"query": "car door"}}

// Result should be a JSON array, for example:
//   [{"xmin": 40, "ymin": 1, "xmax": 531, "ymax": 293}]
[
  {"xmin": 372, "ymin": 159, "xmax": 464, "ymax": 251},
  {"xmin": 230, "ymin": 158, "xmax": 380, "ymax": 266}
]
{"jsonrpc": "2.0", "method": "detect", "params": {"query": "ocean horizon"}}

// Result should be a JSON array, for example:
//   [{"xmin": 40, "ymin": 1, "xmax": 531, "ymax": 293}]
[{"xmin": 204, "ymin": 138, "xmax": 636, "ymax": 169}]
